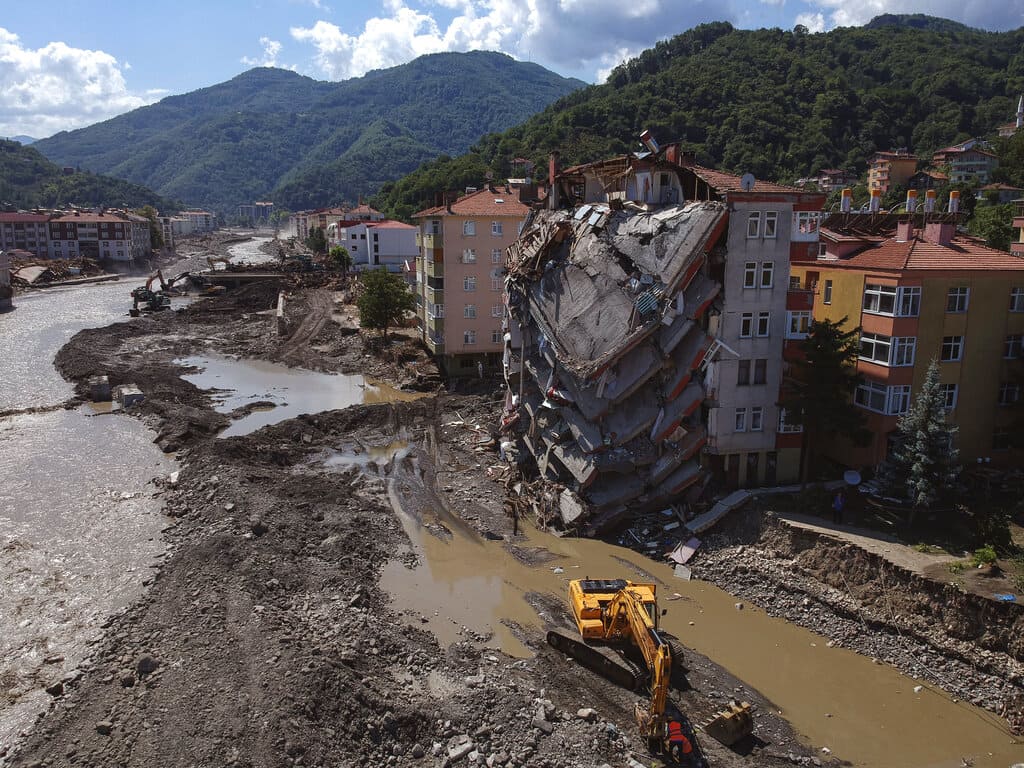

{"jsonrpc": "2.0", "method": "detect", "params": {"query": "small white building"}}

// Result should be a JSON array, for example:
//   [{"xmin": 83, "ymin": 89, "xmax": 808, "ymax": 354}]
[{"xmin": 335, "ymin": 220, "xmax": 417, "ymax": 272}]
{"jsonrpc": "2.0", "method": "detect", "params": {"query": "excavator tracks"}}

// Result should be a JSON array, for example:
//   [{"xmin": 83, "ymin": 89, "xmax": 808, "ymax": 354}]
[{"xmin": 546, "ymin": 629, "xmax": 646, "ymax": 692}]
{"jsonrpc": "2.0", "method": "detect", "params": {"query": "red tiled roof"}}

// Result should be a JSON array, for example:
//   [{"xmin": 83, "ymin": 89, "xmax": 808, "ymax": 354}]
[
  {"xmin": 979, "ymin": 183, "xmax": 1024, "ymax": 191},
  {"xmin": 349, "ymin": 204, "xmax": 382, "ymax": 215},
  {"xmin": 687, "ymin": 165, "xmax": 809, "ymax": 195},
  {"xmin": 51, "ymin": 213, "xmax": 133, "ymax": 223},
  {"xmin": 828, "ymin": 235, "xmax": 1024, "ymax": 272},
  {"xmin": 368, "ymin": 220, "xmax": 415, "ymax": 229},
  {"xmin": 0, "ymin": 213, "xmax": 50, "ymax": 222},
  {"xmin": 413, "ymin": 187, "xmax": 530, "ymax": 218}
]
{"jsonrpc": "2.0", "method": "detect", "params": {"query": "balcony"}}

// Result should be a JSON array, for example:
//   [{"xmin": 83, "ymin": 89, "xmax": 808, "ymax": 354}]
[
  {"xmin": 426, "ymin": 286, "xmax": 444, "ymax": 304},
  {"xmin": 427, "ymin": 333, "xmax": 445, "ymax": 354},
  {"xmin": 420, "ymin": 232, "xmax": 443, "ymax": 250},
  {"xmin": 424, "ymin": 259, "xmax": 444, "ymax": 278},
  {"xmin": 786, "ymin": 288, "xmax": 815, "ymax": 311}
]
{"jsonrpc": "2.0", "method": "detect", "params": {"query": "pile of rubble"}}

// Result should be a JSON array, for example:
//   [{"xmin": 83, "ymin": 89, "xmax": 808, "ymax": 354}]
[{"xmin": 501, "ymin": 200, "xmax": 726, "ymax": 534}]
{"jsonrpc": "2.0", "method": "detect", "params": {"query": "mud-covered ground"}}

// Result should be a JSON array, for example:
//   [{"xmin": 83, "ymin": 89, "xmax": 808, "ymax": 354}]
[
  {"xmin": 7, "ymin": 282, "xmax": 824, "ymax": 768},
  {"xmin": 693, "ymin": 505, "xmax": 1024, "ymax": 732}
]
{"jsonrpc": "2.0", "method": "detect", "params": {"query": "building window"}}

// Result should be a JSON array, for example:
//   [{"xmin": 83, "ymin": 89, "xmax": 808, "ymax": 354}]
[
  {"xmin": 490, "ymin": 268, "xmax": 502, "ymax": 292},
  {"xmin": 464, "ymin": 330, "xmax": 477, "ymax": 345},
  {"xmin": 756, "ymin": 311, "xmax": 770, "ymax": 337},
  {"xmin": 786, "ymin": 311, "xmax": 811, "ymax": 339},
  {"xmin": 743, "ymin": 262, "xmax": 757, "ymax": 289},
  {"xmin": 863, "ymin": 283, "xmax": 897, "ymax": 315},
  {"xmin": 750, "ymin": 406, "xmax": 764, "ymax": 431},
  {"xmin": 737, "ymin": 359, "xmax": 750, "ymax": 386},
  {"xmin": 760, "ymin": 262, "xmax": 774, "ymax": 288},
  {"xmin": 491, "ymin": 330, "xmax": 502, "ymax": 344},
  {"xmin": 734, "ymin": 408, "xmax": 747, "ymax": 432},
  {"xmin": 463, "ymin": 276, "xmax": 477, "ymax": 292},
  {"xmin": 939, "ymin": 383, "xmax": 958, "ymax": 411},
  {"xmin": 462, "ymin": 249, "xmax": 477, "ymax": 263},
  {"xmin": 1005, "ymin": 334, "xmax": 1023, "ymax": 359},
  {"xmin": 463, "ymin": 220, "xmax": 476, "ymax": 236},
  {"xmin": 491, "ymin": 305, "xmax": 503, "ymax": 317},
  {"xmin": 1011, "ymin": 287, "xmax": 1024, "ymax": 312},
  {"xmin": 993, "ymin": 429, "xmax": 1012, "ymax": 451},
  {"xmin": 860, "ymin": 332, "xmax": 892, "ymax": 365},
  {"xmin": 823, "ymin": 279, "xmax": 832, "ymax": 305},
  {"xmin": 789, "ymin": 276, "xmax": 801, "ymax": 290},
  {"xmin": 464, "ymin": 304, "xmax": 477, "ymax": 319},
  {"xmin": 428, "ymin": 303, "xmax": 445, "ymax": 319},
  {"xmin": 855, "ymin": 381, "xmax": 888, "ymax": 413},
  {"xmin": 740, "ymin": 313, "xmax": 753, "ymax": 338},
  {"xmin": 753, "ymin": 358, "xmax": 767, "ymax": 385},
  {"xmin": 892, "ymin": 337, "xmax": 916, "ymax": 367},
  {"xmin": 778, "ymin": 408, "xmax": 802, "ymax": 433},
  {"xmin": 818, "ymin": 242, "xmax": 827, "ymax": 258},
  {"xmin": 940, "ymin": 336, "xmax": 964, "ymax": 362},
  {"xmin": 491, "ymin": 221, "xmax": 503, "ymax": 236},
  {"xmin": 746, "ymin": 212, "xmax": 760, "ymax": 239},
  {"xmin": 763, "ymin": 212, "xmax": 778, "ymax": 239},
  {"xmin": 491, "ymin": 249, "xmax": 503, "ymax": 264},
  {"xmin": 999, "ymin": 382, "xmax": 1020, "ymax": 406},
  {"xmin": 888, "ymin": 385, "xmax": 911, "ymax": 416},
  {"xmin": 898, "ymin": 286, "xmax": 921, "ymax": 317},
  {"xmin": 946, "ymin": 286, "xmax": 969, "ymax": 313}
]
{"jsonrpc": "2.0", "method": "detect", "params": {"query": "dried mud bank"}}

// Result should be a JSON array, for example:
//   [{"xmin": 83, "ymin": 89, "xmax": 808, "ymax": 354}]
[
  {"xmin": 695, "ymin": 508, "xmax": 1024, "ymax": 728},
  {"xmin": 8, "ymin": 289, "xmax": 815, "ymax": 768}
]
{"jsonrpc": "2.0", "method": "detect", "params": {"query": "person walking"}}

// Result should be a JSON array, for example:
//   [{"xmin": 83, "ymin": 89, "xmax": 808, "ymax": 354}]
[{"xmin": 832, "ymin": 490, "xmax": 845, "ymax": 524}]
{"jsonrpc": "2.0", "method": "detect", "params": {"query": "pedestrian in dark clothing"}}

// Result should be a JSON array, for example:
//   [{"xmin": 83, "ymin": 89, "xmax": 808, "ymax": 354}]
[{"xmin": 832, "ymin": 490, "xmax": 844, "ymax": 524}]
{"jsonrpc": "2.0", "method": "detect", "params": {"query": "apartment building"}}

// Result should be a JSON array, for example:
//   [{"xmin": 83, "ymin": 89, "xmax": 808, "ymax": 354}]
[
  {"xmin": 181, "ymin": 210, "xmax": 216, "ymax": 233},
  {"xmin": 333, "ymin": 219, "xmax": 416, "ymax": 272},
  {"xmin": 412, "ymin": 185, "xmax": 531, "ymax": 375},
  {"xmin": 49, "ymin": 211, "xmax": 151, "ymax": 261},
  {"xmin": 791, "ymin": 213, "xmax": 1024, "ymax": 469},
  {"xmin": 868, "ymin": 150, "xmax": 918, "ymax": 193},
  {"xmin": 797, "ymin": 168, "xmax": 858, "ymax": 193},
  {"xmin": 0, "ymin": 213, "xmax": 51, "ymax": 259},
  {"xmin": 931, "ymin": 141, "xmax": 998, "ymax": 185}
]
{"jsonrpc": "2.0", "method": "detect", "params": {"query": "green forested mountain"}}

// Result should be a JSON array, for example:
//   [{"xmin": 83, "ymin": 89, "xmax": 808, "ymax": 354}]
[
  {"xmin": 32, "ymin": 52, "xmax": 584, "ymax": 213},
  {"xmin": 0, "ymin": 139, "xmax": 177, "ymax": 211},
  {"xmin": 374, "ymin": 16, "xmax": 1024, "ymax": 219}
]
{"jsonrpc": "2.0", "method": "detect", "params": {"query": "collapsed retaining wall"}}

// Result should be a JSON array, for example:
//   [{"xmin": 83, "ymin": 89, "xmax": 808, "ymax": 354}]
[{"xmin": 696, "ymin": 509, "xmax": 1024, "ymax": 723}]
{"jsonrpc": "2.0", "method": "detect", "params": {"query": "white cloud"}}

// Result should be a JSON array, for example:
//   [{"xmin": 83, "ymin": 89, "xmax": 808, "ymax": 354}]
[
  {"xmin": 241, "ymin": 36, "xmax": 285, "ymax": 67},
  {"xmin": 794, "ymin": 11, "xmax": 826, "ymax": 32},
  {"xmin": 0, "ymin": 27, "xmax": 157, "ymax": 137},
  {"xmin": 806, "ymin": 0, "xmax": 1024, "ymax": 30},
  {"xmin": 291, "ymin": 0, "xmax": 731, "ymax": 83}
]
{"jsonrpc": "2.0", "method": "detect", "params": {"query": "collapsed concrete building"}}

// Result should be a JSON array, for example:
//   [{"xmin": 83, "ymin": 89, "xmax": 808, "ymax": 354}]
[{"xmin": 501, "ymin": 142, "xmax": 825, "ymax": 533}]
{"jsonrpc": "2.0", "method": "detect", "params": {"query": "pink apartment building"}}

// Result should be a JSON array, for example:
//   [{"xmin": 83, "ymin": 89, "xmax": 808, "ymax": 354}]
[{"xmin": 413, "ymin": 184, "xmax": 533, "ymax": 376}]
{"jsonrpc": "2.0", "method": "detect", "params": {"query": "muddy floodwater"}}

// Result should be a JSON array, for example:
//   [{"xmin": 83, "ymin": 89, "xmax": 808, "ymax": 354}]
[
  {"xmin": 179, "ymin": 355, "xmax": 423, "ymax": 437},
  {"xmin": 376, "ymin": 446, "xmax": 1023, "ymax": 768},
  {"xmin": 226, "ymin": 235, "xmax": 273, "ymax": 265},
  {"xmin": 0, "ymin": 282, "xmax": 173, "ymax": 757}
]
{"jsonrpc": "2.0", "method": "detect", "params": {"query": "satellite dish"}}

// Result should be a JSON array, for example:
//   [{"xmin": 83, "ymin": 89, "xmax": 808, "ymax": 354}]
[
  {"xmin": 740, "ymin": 173, "xmax": 756, "ymax": 192},
  {"xmin": 485, "ymin": 170, "xmax": 494, "ymax": 180},
  {"xmin": 844, "ymin": 470, "xmax": 862, "ymax": 486}
]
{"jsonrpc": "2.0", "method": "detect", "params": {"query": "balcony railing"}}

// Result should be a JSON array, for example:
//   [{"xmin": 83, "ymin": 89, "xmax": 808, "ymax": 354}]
[
  {"xmin": 786, "ymin": 288, "xmax": 815, "ymax": 311},
  {"xmin": 421, "ymin": 233, "xmax": 443, "ymax": 249}
]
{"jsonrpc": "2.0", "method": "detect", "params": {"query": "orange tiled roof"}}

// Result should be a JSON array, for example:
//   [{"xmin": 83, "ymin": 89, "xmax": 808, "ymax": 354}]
[
  {"xmin": 687, "ymin": 165, "xmax": 809, "ymax": 195},
  {"xmin": 0, "ymin": 212, "xmax": 50, "ymax": 222},
  {"xmin": 413, "ymin": 187, "xmax": 530, "ymax": 218},
  {"xmin": 828, "ymin": 235, "xmax": 1024, "ymax": 272},
  {"xmin": 368, "ymin": 220, "xmax": 415, "ymax": 229},
  {"xmin": 979, "ymin": 183, "xmax": 1024, "ymax": 191}
]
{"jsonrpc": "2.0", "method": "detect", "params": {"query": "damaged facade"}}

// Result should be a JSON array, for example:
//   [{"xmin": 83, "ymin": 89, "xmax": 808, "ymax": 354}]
[{"xmin": 501, "ymin": 144, "xmax": 824, "ymax": 532}]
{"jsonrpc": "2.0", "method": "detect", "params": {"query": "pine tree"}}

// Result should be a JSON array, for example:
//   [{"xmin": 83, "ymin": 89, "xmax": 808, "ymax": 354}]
[
  {"xmin": 781, "ymin": 317, "xmax": 868, "ymax": 483},
  {"xmin": 356, "ymin": 267, "xmax": 415, "ymax": 342},
  {"xmin": 878, "ymin": 359, "xmax": 960, "ymax": 521}
]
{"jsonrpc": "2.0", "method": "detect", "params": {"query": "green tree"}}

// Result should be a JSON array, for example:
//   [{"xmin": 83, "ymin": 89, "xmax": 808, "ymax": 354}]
[
  {"xmin": 968, "ymin": 203, "xmax": 1013, "ymax": 251},
  {"xmin": 329, "ymin": 245, "xmax": 352, "ymax": 275},
  {"xmin": 356, "ymin": 268, "xmax": 415, "ymax": 341},
  {"xmin": 781, "ymin": 317, "xmax": 868, "ymax": 484},
  {"xmin": 877, "ymin": 359, "xmax": 960, "ymax": 523},
  {"xmin": 305, "ymin": 226, "xmax": 327, "ymax": 255},
  {"xmin": 136, "ymin": 204, "xmax": 164, "ymax": 250}
]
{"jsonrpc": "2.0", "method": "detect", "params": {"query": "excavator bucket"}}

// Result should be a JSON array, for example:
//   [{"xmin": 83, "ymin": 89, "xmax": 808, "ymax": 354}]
[{"xmin": 701, "ymin": 701, "xmax": 753, "ymax": 746}]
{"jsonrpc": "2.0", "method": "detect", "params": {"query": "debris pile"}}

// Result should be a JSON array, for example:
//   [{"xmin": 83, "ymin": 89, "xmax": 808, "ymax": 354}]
[{"xmin": 502, "ymin": 200, "xmax": 727, "ymax": 533}]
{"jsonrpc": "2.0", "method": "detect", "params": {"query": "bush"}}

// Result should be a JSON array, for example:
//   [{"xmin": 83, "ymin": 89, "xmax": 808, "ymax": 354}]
[{"xmin": 970, "ymin": 545, "xmax": 998, "ymax": 568}]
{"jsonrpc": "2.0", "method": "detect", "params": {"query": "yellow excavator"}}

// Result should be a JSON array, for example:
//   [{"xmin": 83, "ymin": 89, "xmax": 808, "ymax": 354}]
[{"xmin": 547, "ymin": 578, "xmax": 752, "ymax": 764}]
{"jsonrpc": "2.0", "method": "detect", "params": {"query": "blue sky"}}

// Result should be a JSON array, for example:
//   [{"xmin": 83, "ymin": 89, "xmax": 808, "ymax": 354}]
[{"xmin": 1, "ymin": 0, "xmax": 1022, "ymax": 138}]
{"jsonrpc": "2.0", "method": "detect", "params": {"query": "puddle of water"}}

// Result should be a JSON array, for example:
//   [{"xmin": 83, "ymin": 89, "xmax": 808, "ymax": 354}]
[
  {"xmin": 376, "ymin": 460, "xmax": 1023, "ymax": 767},
  {"xmin": 323, "ymin": 440, "xmax": 411, "ymax": 469},
  {"xmin": 178, "ymin": 355, "xmax": 423, "ymax": 437}
]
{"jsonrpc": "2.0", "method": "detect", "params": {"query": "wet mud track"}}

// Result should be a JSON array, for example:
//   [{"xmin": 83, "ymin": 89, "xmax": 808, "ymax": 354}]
[{"xmin": 8, "ymin": 287, "xmax": 824, "ymax": 768}]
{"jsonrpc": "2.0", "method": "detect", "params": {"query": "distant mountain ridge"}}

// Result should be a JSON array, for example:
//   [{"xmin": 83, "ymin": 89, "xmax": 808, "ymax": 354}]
[
  {"xmin": 0, "ymin": 139, "xmax": 177, "ymax": 211},
  {"xmin": 373, "ymin": 15, "xmax": 1024, "ymax": 219},
  {"xmin": 33, "ymin": 52, "xmax": 585, "ymax": 213},
  {"xmin": 7, "ymin": 135, "xmax": 38, "ymax": 145}
]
